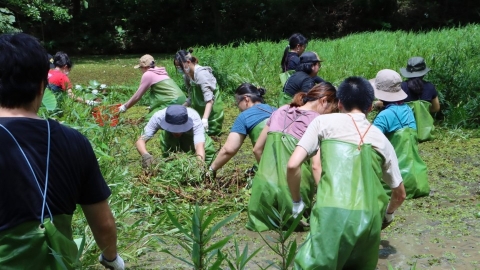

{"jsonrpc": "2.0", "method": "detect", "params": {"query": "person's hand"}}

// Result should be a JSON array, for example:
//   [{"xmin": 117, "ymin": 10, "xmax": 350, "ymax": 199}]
[
  {"xmin": 292, "ymin": 199, "xmax": 305, "ymax": 218},
  {"xmin": 382, "ymin": 211, "xmax": 395, "ymax": 230},
  {"xmin": 118, "ymin": 104, "xmax": 127, "ymax": 113},
  {"xmin": 201, "ymin": 118, "xmax": 209, "ymax": 131},
  {"xmin": 99, "ymin": 254, "xmax": 125, "ymax": 270},
  {"xmin": 141, "ymin": 153, "xmax": 154, "ymax": 168},
  {"xmin": 86, "ymin": 99, "xmax": 101, "ymax": 106},
  {"xmin": 183, "ymin": 98, "xmax": 192, "ymax": 107},
  {"xmin": 206, "ymin": 165, "xmax": 216, "ymax": 179}
]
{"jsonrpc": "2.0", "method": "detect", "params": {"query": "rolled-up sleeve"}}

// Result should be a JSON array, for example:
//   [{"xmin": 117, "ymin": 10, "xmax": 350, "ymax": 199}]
[{"xmin": 141, "ymin": 110, "xmax": 165, "ymax": 140}]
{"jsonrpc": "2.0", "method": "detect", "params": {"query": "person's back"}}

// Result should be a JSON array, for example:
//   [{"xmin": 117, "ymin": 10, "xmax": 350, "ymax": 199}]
[
  {"xmin": 287, "ymin": 76, "xmax": 406, "ymax": 269},
  {"xmin": 0, "ymin": 33, "xmax": 123, "ymax": 270}
]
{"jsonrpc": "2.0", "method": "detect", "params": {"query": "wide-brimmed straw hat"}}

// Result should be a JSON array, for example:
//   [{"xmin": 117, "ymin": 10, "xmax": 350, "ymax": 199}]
[
  {"xmin": 399, "ymin": 57, "xmax": 431, "ymax": 78},
  {"xmin": 159, "ymin": 105, "xmax": 194, "ymax": 133},
  {"xmin": 370, "ymin": 69, "xmax": 407, "ymax": 102},
  {"xmin": 134, "ymin": 54, "xmax": 155, "ymax": 69}
]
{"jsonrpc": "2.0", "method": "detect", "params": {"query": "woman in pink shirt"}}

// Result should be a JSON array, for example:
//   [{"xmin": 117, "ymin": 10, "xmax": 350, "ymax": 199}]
[
  {"xmin": 247, "ymin": 82, "xmax": 338, "ymax": 232},
  {"xmin": 119, "ymin": 54, "xmax": 186, "ymax": 118}
]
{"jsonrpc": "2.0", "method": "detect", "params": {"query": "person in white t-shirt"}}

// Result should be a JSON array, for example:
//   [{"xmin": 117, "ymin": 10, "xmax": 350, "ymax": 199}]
[{"xmin": 286, "ymin": 76, "xmax": 406, "ymax": 269}]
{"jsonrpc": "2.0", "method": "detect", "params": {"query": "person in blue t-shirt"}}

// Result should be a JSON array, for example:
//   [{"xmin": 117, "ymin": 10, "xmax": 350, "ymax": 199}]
[
  {"xmin": 372, "ymin": 69, "xmax": 416, "ymax": 133},
  {"xmin": 209, "ymin": 83, "xmax": 276, "ymax": 172}
]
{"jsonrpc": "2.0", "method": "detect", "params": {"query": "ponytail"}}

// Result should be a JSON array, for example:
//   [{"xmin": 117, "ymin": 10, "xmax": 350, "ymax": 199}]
[{"xmin": 280, "ymin": 45, "xmax": 289, "ymax": 72}]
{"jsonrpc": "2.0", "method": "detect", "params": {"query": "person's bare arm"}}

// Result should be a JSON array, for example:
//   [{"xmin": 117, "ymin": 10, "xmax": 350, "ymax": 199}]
[
  {"xmin": 287, "ymin": 146, "xmax": 309, "ymax": 202},
  {"xmin": 310, "ymin": 150, "xmax": 322, "ymax": 184},
  {"xmin": 387, "ymin": 182, "xmax": 406, "ymax": 213},
  {"xmin": 194, "ymin": 142, "xmax": 206, "ymax": 162},
  {"xmin": 210, "ymin": 133, "xmax": 245, "ymax": 170},
  {"xmin": 135, "ymin": 136, "xmax": 150, "ymax": 155},
  {"xmin": 430, "ymin": 96, "xmax": 440, "ymax": 113},
  {"xmin": 81, "ymin": 200, "xmax": 117, "ymax": 260},
  {"xmin": 202, "ymin": 100, "xmax": 213, "ymax": 120},
  {"xmin": 253, "ymin": 125, "xmax": 269, "ymax": 164}
]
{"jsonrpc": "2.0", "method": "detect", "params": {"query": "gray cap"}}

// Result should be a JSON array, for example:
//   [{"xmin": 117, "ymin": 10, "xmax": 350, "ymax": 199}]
[
  {"xmin": 400, "ymin": 57, "xmax": 431, "ymax": 78},
  {"xmin": 370, "ymin": 69, "xmax": 407, "ymax": 102}
]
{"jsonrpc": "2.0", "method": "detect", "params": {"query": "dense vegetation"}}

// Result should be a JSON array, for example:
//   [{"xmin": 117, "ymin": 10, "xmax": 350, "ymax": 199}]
[
  {"xmin": 1, "ymin": 0, "xmax": 480, "ymax": 53},
  {"xmin": 34, "ymin": 26, "xmax": 480, "ymax": 268}
]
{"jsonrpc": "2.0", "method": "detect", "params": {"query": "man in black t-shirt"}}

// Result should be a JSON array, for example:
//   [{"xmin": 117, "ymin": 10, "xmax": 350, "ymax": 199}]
[{"xmin": 0, "ymin": 33, "xmax": 124, "ymax": 269}]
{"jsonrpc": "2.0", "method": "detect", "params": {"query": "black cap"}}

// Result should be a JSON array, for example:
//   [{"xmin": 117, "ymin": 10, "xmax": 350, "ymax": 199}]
[{"xmin": 300, "ymin": 51, "xmax": 321, "ymax": 63}]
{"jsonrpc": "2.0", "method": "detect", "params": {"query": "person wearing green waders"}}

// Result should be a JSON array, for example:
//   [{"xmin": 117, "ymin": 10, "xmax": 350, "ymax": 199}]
[
  {"xmin": 287, "ymin": 76, "xmax": 406, "ymax": 269},
  {"xmin": 278, "ymin": 51, "xmax": 325, "ymax": 107},
  {"xmin": 174, "ymin": 49, "xmax": 224, "ymax": 136},
  {"xmin": 136, "ymin": 105, "xmax": 216, "ymax": 167},
  {"xmin": 247, "ymin": 83, "xmax": 338, "ymax": 232},
  {"xmin": 118, "ymin": 54, "xmax": 186, "ymax": 118},
  {"xmin": 0, "ymin": 33, "xmax": 124, "ymax": 269},
  {"xmin": 371, "ymin": 69, "xmax": 430, "ymax": 199},
  {"xmin": 209, "ymin": 83, "xmax": 276, "ymax": 175}
]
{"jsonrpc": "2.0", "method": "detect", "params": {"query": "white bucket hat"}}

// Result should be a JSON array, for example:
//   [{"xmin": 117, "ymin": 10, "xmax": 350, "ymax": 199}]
[{"xmin": 370, "ymin": 69, "xmax": 407, "ymax": 102}]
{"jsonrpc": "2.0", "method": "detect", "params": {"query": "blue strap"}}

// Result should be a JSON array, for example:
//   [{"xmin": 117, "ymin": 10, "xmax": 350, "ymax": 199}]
[{"xmin": 0, "ymin": 119, "xmax": 53, "ymax": 224}]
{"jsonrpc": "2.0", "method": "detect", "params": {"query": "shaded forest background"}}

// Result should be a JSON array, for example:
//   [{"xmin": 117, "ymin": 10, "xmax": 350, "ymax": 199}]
[{"xmin": 1, "ymin": 0, "xmax": 480, "ymax": 53}]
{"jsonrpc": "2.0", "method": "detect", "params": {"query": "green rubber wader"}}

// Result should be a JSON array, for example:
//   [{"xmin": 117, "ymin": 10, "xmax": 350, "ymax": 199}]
[
  {"xmin": 294, "ymin": 140, "xmax": 389, "ymax": 270},
  {"xmin": 0, "ymin": 215, "xmax": 77, "ymax": 270},
  {"xmin": 384, "ymin": 128, "xmax": 429, "ymax": 199},
  {"xmin": 277, "ymin": 92, "xmax": 293, "ymax": 108},
  {"xmin": 159, "ymin": 130, "xmax": 216, "ymax": 165},
  {"xmin": 147, "ymin": 79, "xmax": 187, "ymax": 118},
  {"xmin": 246, "ymin": 132, "xmax": 316, "ymax": 232},
  {"xmin": 406, "ymin": 100, "xmax": 435, "ymax": 142},
  {"xmin": 248, "ymin": 119, "xmax": 268, "ymax": 147},
  {"xmin": 190, "ymin": 84, "xmax": 224, "ymax": 136}
]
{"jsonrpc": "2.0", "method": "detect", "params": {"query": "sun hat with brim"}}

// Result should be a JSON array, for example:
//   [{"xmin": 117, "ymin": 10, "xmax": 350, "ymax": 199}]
[
  {"xmin": 160, "ymin": 105, "xmax": 194, "ymax": 133},
  {"xmin": 370, "ymin": 69, "xmax": 408, "ymax": 102},
  {"xmin": 134, "ymin": 54, "xmax": 155, "ymax": 69},
  {"xmin": 300, "ymin": 51, "xmax": 322, "ymax": 64},
  {"xmin": 399, "ymin": 57, "xmax": 431, "ymax": 78}
]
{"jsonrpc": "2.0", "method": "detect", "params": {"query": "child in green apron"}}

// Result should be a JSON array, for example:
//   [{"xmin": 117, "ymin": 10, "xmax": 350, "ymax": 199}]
[
  {"xmin": 118, "ymin": 54, "xmax": 186, "ymax": 118},
  {"xmin": 287, "ymin": 76, "xmax": 406, "ymax": 269},
  {"xmin": 174, "ymin": 49, "xmax": 224, "ymax": 136},
  {"xmin": 247, "ymin": 83, "xmax": 338, "ymax": 232},
  {"xmin": 136, "ymin": 105, "xmax": 216, "ymax": 167},
  {"xmin": 372, "ymin": 69, "xmax": 430, "ymax": 199},
  {"xmin": 209, "ymin": 83, "xmax": 276, "ymax": 173}
]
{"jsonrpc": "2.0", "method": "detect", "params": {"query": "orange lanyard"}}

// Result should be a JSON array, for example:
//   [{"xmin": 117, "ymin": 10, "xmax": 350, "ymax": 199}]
[{"xmin": 347, "ymin": 114, "xmax": 373, "ymax": 150}]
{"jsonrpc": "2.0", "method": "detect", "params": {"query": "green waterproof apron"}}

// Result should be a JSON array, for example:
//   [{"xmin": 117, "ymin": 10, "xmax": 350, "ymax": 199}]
[
  {"xmin": 277, "ymin": 92, "xmax": 293, "ymax": 107},
  {"xmin": 246, "ymin": 132, "xmax": 316, "ymax": 232},
  {"xmin": 279, "ymin": 70, "xmax": 295, "ymax": 87},
  {"xmin": 0, "ymin": 215, "xmax": 78, "ymax": 269},
  {"xmin": 159, "ymin": 130, "xmax": 216, "ymax": 165},
  {"xmin": 190, "ymin": 84, "xmax": 224, "ymax": 136},
  {"xmin": 385, "ymin": 128, "xmax": 429, "ymax": 199},
  {"xmin": 248, "ymin": 118, "xmax": 268, "ymax": 147},
  {"xmin": 406, "ymin": 100, "xmax": 435, "ymax": 142},
  {"xmin": 147, "ymin": 79, "xmax": 187, "ymax": 118},
  {"xmin": 294, "ymin": 139, "xmax": 389, "ymax": 270}
]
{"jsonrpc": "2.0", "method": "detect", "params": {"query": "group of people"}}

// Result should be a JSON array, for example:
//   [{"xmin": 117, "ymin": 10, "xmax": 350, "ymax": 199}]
[{"xmin": 0, "ymin": 31, "xmax": 441, "ymax": 269}]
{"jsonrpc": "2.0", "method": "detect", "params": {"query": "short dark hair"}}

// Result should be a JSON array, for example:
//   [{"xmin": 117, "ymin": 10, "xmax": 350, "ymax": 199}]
[
  {"xmin": 53, "ymin": 51, "xmax": 72, "ymax": 68},
  {"xmin": 0, "ymin": 33, "xmax": 49, "ymax": 108},
  {"xmin": 295, "ymin": 62, "xmax": 318, "ymax": 74},
  {"xmin": 337, "ymin": 76, "xmax": 374, "ymax": 114}
]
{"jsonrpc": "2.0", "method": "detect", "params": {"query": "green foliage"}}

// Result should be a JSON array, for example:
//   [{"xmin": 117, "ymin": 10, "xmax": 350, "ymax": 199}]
[
  {"xmin": 0, "ymin": 8, "xmax": 19, "ymax": 33},
  {"xmin": 161, "ymin": 205, "xmax": 240, "ymax": 269},
  {"xmin": 223, "ymin": 239, "xmax": 263, "ymax": 270},
  {"xmin": 257, "ymin": 207, "xmax": 303, "ymax": 269},
  {"xmin": 41, "ymin": 89, "xmax": 57, "ymax": 111}
]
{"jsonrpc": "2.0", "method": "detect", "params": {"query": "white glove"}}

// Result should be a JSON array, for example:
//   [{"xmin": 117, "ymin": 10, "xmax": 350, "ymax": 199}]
[
  {"xmin": 99, "ymin": 254, "xmax": 125, "ymax": 270},
  {"xmin": 292, "ymin": 199, "xmax": 305, "ymax": 218},
  {"xmin": 118, "ymin": 104, "xmax": 127, "ymax": 113},
  {"xmin": 201, "ymin": 118, "xmax": 209, "ymax": 131},
  {"xmin": 382, "ymin": 211, "xmax": 395, "ymax": 230},
  {"xmin": 86, "ymin": 100, "xmax": 100, "ymax": 106}
]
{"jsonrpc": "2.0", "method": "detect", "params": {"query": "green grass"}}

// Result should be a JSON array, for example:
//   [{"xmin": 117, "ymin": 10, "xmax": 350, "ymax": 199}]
[{"xmin": 59, "ymin": 25, "xmax": 480, "ymax": 269}]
